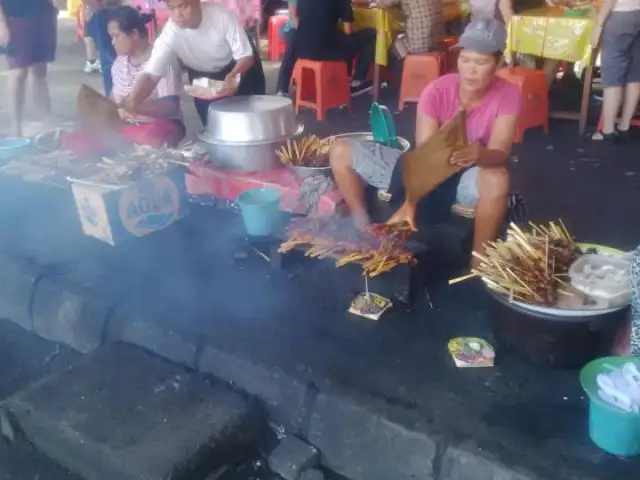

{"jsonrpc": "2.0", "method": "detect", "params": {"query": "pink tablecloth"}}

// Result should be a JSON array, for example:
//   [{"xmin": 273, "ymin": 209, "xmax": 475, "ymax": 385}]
[{"xmin": 186, "ymin": 163, "xmax": 342, "ymax": 216}]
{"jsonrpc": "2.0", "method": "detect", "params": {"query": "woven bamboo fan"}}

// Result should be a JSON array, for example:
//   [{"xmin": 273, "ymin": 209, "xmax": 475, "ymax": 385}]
[
  {"xmin": 76, "ymin": 84, "xmax": 121, "ymax": 135},
  {"xmin": 401, "ymin": 109, "xmax": 467, "ymax": 208}
]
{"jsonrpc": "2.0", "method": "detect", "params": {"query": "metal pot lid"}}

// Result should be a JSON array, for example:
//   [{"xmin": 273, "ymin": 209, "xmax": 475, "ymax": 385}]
[{"xmin": 205, "ymin": 95, "xmax": 298, "ymax": 143}]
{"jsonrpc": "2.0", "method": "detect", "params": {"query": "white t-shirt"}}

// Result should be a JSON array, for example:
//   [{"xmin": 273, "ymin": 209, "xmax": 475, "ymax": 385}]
[{"xmin": 144, "ymin": 3, "xmax": 253, "ymax": 77}]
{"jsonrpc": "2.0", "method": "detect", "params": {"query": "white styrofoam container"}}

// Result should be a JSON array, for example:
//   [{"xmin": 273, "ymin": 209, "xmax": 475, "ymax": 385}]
[{"xmin": 569, "ymin": 254, "xmax": 631, "ymax": 309}]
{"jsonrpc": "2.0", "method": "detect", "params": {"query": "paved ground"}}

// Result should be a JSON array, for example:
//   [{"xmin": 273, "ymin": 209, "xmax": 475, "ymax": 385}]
[{"xmin": 1, "ymin": 18, "xmax": 640, "ymax": 480}]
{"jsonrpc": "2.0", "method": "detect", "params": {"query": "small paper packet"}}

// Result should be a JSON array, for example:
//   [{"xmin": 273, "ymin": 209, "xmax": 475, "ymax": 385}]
[
  {"xmin": 349, "ymin": 292, "xmax": 393, "ymax": 320},
  {"xmin": 447, "ymin": 337, "xmax": 495, "ymax": 368}
]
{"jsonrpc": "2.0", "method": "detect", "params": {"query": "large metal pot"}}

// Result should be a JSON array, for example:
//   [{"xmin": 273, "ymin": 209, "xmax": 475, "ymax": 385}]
[
  {"xmin": 204, "ymin": 95, "xmax": 298, "ymax": 144},
  {"xmin": 328, "ymin": 132, "xmax": 411, "ymax": 152},
  {"xmin": 198, "ymin": 124, "xmax": 304, "ymax": 173}
]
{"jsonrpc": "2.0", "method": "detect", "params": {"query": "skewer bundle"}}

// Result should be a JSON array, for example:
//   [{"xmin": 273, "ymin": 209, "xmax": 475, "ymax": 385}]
[
  {"xmin": 449, "ymin": 220, "xmax": 582, "ymax": 306},
  {"xmin": 279, "ymin": 218, "xmax": 414, "ymax": 276},
  {"xmin": 276, "ymin": 135, "xmax": 334, "ymax": 167}
]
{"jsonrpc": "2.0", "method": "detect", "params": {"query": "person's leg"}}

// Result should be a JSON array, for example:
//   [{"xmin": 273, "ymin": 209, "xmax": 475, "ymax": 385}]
[
  {"xmin": 617, "ymin": 13, "xmax": 640, "ymax": 132},
  {"xmin": 5, "ymin": 17, "xmax": 31, "ymax": 136},
  {"xmin": 194, "ymin": 98, "xmax": 211, "ymax": 125},
  {"xmin": 7, "ymin": 68, "xmax": 29, "ymax": 137},
  {"xmin": 28, "ymin": 62, "xmax": 53, "ymax": 128},
  {"xmin": 599, "ymin": 12, "xmax": 635, "ymax": 136},
  {"xmin": 329, "ymin": 139, "xmax": 400, "ymax": 228},
  {"xmin": 351, "ymin": 28, "xmax": 377, "ymax": 83},
  {"xmin": 330, "ymin": 140, "xmax": 369, "ymax": 227},
  {"xmin": 83, "ymin": 36, "xmax": 100, "ymax": 73},
  {"xmin": 276, "ymin": 29, "xmax": 297, "ymax": 94},
  {"xmin": 469, "ymin": 167, "xmax": 509, "ymax": 267}
]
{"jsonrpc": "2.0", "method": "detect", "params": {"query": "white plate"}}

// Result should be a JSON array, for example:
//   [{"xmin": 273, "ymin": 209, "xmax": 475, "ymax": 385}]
[{"xmin": 491, "ymin": 243, "xmax": 630, "ymax": 317}]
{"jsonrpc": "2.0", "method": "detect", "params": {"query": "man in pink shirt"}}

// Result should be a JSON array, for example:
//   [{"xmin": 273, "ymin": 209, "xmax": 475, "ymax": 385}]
[{"xmin": 329, "ymin": 18, "xmax": 522, "ymax": 266}]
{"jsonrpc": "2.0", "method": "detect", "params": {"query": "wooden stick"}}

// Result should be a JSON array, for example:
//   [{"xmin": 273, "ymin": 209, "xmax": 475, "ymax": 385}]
[{"xmin": 448, "ymin": 272, "xmax": 478, "ymax": 285}]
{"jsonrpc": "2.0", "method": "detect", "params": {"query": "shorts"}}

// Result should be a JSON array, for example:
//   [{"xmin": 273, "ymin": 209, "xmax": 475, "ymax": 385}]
[
  {"xmin": 349, "ymin": 139, "xmax": 480, "ymax": 207},
  {"xmin": 6, "ymin": 13, "xmax": 57, "ymax": 70},
  {"xmin": 84, "ymin": 10, "xmax": 94, "ymax": 38},
  {"xmin": 601, "ymin": 10, "xmax": 640, "ymax": 88}
]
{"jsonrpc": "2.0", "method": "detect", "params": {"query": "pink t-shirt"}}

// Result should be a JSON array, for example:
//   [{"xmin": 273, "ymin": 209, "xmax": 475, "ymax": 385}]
[{"xmin": 417, "ymin": 73, "xmax": 522, "ymax": 146}]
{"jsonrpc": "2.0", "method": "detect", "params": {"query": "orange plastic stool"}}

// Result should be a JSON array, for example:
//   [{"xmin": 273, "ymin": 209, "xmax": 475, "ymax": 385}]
[
  {"xmin": 496, "ymin": 66, "xmax": 549, "ymax": 143},
  {"xmin": 398, "ymin": 53, "xmax": 444, "ymax": 111},
  {"xmin": 77, "ymin": 8, "xmax": 86, "ymax": 42},
  {"xmin": 443, "ymin": 36, "xmax": 460, "ymax": 73},
  {"xmin": 596, "ymin": 111, "xmax": 640, "ymax": 131},
  {"xmin": 268, "ymin": 15, "xmax": 288, "ymax": 61},
  {"xmin": 291, "ymin": 60, "xmax": 351, "ymax": 121}
]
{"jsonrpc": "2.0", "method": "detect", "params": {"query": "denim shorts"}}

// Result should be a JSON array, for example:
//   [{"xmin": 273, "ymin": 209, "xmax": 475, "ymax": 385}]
[
  {"xmin": 601, "ymin": 10, "xmax": 640, "ymax": 88},
  {"xmin": 349, "ymin": 139, "xmax": 480, "ymax": 207}
]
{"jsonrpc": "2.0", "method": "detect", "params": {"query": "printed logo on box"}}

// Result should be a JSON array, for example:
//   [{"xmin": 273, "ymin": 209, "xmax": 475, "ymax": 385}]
[
  {"xmin": 80, "ymin": 197, "xmax": 100, "ymax": 227},
  {"xmin": 119, "ymin": 176, "xmax": 180, "ymax": 236}
]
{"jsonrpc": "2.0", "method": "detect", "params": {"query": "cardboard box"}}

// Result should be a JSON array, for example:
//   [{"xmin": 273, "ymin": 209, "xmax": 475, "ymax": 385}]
[{"xmin": 71, "ymin": 167, "xmax": 189, "ymax": 245}]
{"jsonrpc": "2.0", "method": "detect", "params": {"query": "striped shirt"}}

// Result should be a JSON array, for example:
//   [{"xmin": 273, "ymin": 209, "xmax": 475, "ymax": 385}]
[
  {"xmin": 111, "ymin": 53, "xmax": 182, "ymax": 123},
  {"xmin": 378, "ymin": 0, "xmax": 444, "ymax": 53}
]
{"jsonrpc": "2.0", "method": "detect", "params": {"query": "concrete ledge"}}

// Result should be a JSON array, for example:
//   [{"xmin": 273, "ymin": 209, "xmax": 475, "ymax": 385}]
[
  {"xmin": 199, "ymin": 345, "xmax": 308, "ymax": 432},
  {"xmin": 308, "ymin": 393, "xmax": 438, "ymax": 480},
  {"xmin": 31, "ymin": 275, "xmax": 111, "ymax": 353},
  {"xmin": 440, "ymin": 443, "xmax": 538, "ymax": 480},
  {"xmin": 0, "ymin": 255, "xmax": 44, "ymax": 331},
  {"xmin": 4, "ymin": 344, "xmax": 265, "ymax": 480},
  {"xmin": 107, "ymin": 306, "xmax": 199, "ymax": 369}
]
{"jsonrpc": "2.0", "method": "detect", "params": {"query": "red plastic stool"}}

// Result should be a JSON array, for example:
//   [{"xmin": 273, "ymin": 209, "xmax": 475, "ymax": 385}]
[
  {"xmin": 398, "ymin": 53, "xmax": 444, "ymax": 111},
  {"xmin": 443, "ymin": 36, "xmax": 460, "ymax": 73},
  {"xmin": 268, "ymin": 15, "xmax": 288, "ymax": 61},
  {"xmin": 496, "ymin": 66, "xmax": 549, "ymax": 143},
  {"xmin": 291, "ymin": 60, "xmax": 351, "ymax": 121},
  {"xmin": 145, "ymin": 9, "xmax": 171, "ymax": 42}
]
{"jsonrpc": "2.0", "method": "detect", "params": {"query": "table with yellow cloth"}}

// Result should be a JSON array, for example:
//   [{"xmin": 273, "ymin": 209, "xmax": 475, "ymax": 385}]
[
  {"xmin": 506, "ymin": 6, "xmax": 598, "ymax": 134},
  {"xmin": 353, "ymin": 4, "xmax": 463, "ymax": 100}
]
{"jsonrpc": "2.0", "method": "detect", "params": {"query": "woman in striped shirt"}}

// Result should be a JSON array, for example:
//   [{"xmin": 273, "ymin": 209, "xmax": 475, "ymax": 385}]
[{"xmin": 107, "ymin": 5, "xmax": 185, "ymax": 147}]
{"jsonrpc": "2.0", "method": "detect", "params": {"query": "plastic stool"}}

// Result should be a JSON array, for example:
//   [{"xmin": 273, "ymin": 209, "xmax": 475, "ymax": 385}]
[
  {"xmin": 77, "ymin": 8, "xmax": 85, "ymax": 42},
  {"xmin": 596, "ymin": 110, "xmax": 640, "ymax": 131},
  {"xmin": 444, "ymin": 36, "xmax": 460, "ymax": 73},
  {"xmin": 268, "ymin": 15, "xmax": 289, "ymax": 61},
  {"xmin": 291, "ymin": 60, "xmax": 351, "ymax": 121},
  {"xmin": 496, "ymin": 66, "xmax": 549, "ymax": 143},
  {"xmin": 398, "ymin": 53, "xmax": 444, "ymax": 111}
]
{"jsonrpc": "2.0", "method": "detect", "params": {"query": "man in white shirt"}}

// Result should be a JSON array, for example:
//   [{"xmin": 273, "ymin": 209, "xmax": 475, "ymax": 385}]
[{"xmin": 120, "ymin": 0, "xmax": 265, "ymax": 124}]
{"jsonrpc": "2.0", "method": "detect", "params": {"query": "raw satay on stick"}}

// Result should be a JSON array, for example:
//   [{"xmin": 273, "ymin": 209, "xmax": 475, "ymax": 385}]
[{"xmin": 279, "ymin": 217, "xmax": 414, "ymax": 276}]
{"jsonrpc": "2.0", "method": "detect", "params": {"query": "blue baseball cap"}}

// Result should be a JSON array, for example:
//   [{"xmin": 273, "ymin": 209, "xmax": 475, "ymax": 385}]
[{"xmin": 453, "ymin": 18, "xmax": 507, "ymax": 54}]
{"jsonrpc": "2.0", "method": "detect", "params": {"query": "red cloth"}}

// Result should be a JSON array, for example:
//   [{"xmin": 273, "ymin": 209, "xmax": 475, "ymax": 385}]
[
  {"xmin": 61, "ymin": 119, "xmax": 185, "ymax": 155},
  {"xmin": 186, "ymin": 162, "xmax": 342, "ymax": 216}
]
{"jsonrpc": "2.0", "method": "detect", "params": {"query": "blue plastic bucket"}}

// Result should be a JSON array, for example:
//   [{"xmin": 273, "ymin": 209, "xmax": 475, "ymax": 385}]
[
  {"xmin": 237, "ymin": 187, "xmax": 281, "ymax": 236},
  {"xmin": 581, "ymin": 357, "xmax": 640, "ymax": 456},
  {"xmin": 0, "ymin": 137, "xmax": 30, "ymax": 162}
]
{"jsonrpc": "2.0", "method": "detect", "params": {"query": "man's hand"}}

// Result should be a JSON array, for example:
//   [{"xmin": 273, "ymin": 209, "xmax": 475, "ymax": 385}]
[
  {"xmin": 386, "ymin": 201, "xmax": 417, "ymax": 231},
  {"xmin": 450, "ymin": 144, "xmax": 481, "ymax": 168},
  {"xmin": 0, "ymin": 21, "xmax": 10, "ymax": 48}
]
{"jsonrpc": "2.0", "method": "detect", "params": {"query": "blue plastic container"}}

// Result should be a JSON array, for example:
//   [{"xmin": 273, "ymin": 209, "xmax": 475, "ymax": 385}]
[
  {"xmin": 237, "ymin": 187, "xmax": 281, "ymax": 236},
  {"xmin": 581, "ymin": 357, "xmax": 640, "ymax": 456},
  {"xmin": 0, "ymin": 137, "xmax": 30, "ymax": 162}
]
